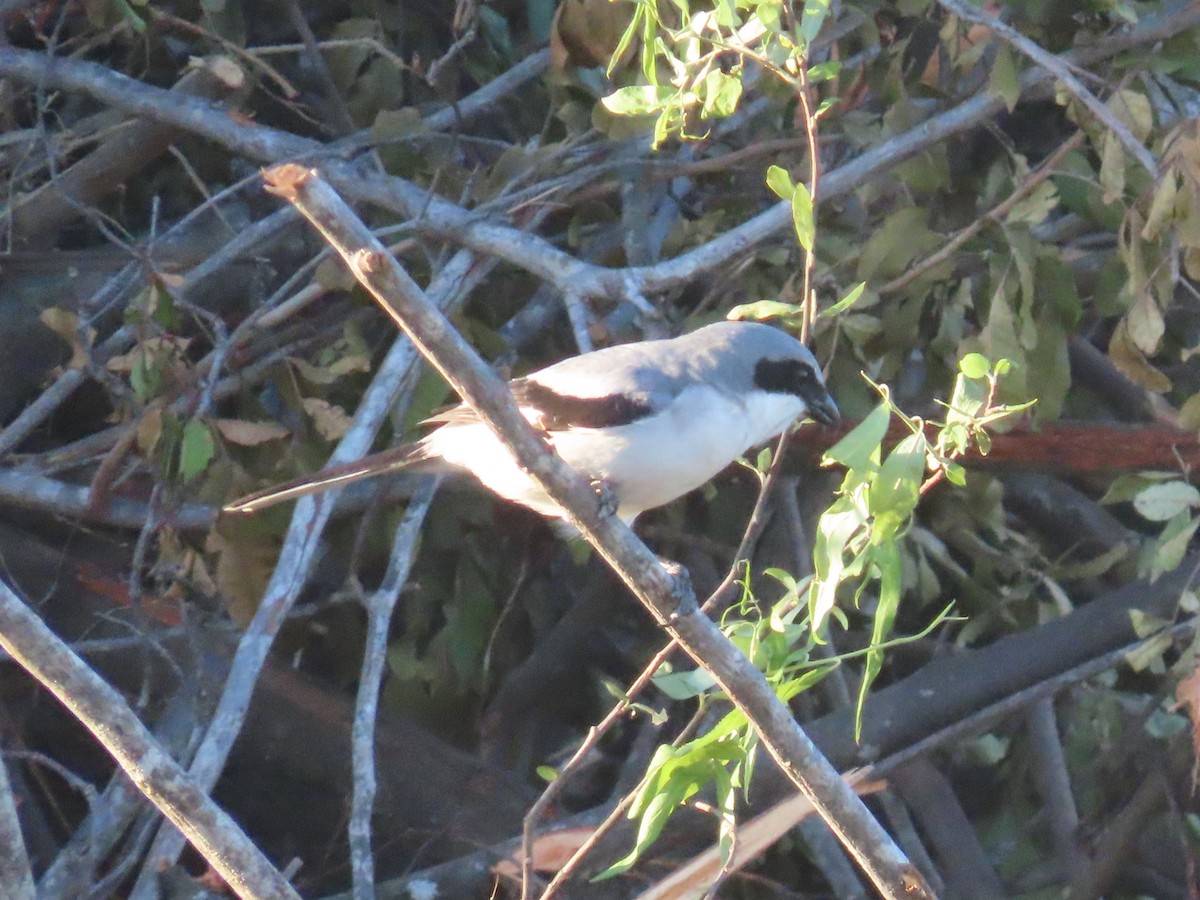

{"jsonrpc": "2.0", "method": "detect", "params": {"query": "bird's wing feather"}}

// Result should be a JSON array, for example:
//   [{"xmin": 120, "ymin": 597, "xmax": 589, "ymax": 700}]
[{"xmin": 419, "ymin": 364, "xmax": 684, "ymax": 434}]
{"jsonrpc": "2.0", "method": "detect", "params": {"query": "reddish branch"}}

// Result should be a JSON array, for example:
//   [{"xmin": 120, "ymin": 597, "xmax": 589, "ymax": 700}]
[{"xmin": 791, "ymin": 421, "xmax": 1200, "ymax": 475}]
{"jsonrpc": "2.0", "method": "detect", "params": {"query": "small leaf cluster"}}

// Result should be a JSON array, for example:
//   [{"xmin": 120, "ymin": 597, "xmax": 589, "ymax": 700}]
[{"xmin": 602, "ymin": 0, "xmax": 837, "ymax": 147}]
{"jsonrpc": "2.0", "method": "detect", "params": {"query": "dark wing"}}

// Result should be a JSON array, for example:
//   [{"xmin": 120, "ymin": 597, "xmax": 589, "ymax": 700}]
[
  {"xmin": 509, "ymin": 379, "xmax": 656, "ymax": 430},
  {"xmin": 418, "ymin": 378, "xmax": 659, "ymax": 432}
]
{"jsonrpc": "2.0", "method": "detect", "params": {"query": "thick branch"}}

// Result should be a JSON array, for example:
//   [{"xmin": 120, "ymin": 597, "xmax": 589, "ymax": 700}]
[{"xmin": 787, "ymin": 420, "xmax": 1200, "ymax": 474}]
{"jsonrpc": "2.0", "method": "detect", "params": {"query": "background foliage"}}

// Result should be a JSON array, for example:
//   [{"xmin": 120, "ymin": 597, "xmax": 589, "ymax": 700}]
[{"xmin": 0, "ymin": 0, "xmax": 1198, "ymax": 897}]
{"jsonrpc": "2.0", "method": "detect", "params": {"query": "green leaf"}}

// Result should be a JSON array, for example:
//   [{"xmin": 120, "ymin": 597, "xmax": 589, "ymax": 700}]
[
  {"xmin": 1055, "ymin": 543, "xmax": 1129, "ymax": 580},
  {"xmin": 868, "ymin": 433, "xmax": 925, "ymax": 541},
  {"xmin": 856, "ymin": 541, "xmax": 902, "ymax": 740},
  {"xmin": 148, "ymin": 284, "xmax": 181, "ymax": 331},
  {"xmin": 1127, "ymin": 287, "xmax": 1165, "ymax": 356},
  {"xmin": 179, "ymin": 419, "xmax": 214, "ymax": 483},
  {"xmin": 808, "ymin": 60, "xmax": 842, "ymax": 84},
  {"xmin": 1133, "ymin": 481, "xmax": 1200, "ymax": 522},
  {"xmin": 815, "ymin": 96, "xmax": 840, "ymax": 117},
  {"xmin": 791, "ymin": 181, "xmax": 815, "ymax": 253},
  {"xmin": 598, "ymin": 787, "xmax": 682, "ymax": 879},
  {"xmin": 958, "ymin": 352, "xmax": 990, "ymax": 380},
  {"xmin": 602, "ymin": 84, "xmax": 672, "ymax": 116},
  {"xmin": 799, "ymin": 0, "xmax": 832, "ymax": 46},
  {"xmin": 653, "ymin": 667, "xmax": 717, "ymax": 700},
  {"xmin": 1099, "ymin": 472, "xmax": 1169, "ymax": 505},
  {"xmin": 988, "ymin": 43, "xmax": 1020, "ymax": 113},
  {"xmin": 810, "ymin": 500, "xmax": 868, "ymax": 629},
  {"xmin": 856, "ymin": 207, "xmax": 932, "ymax": 282},
  {"xmin": 130, "ymin": 349, "xmax": 163, "ymax": 402},
  {"xmin": 702, "ymin": 69, "xmax": 743, "ymax": 119},
  {"xmin": 1140, "ymin": 510, "xmax": 1200, "ymax": 581},
  {"xmin": 1107, "ymin": 88, "xmax": 1154, "ymax": 142},
  {"xmin": 1099, "ymin": 131, "xmax": 1126, "ymax": 205},
  {"xmin": 765, "ymin": 165, "xmax": 795, "ymax": 201},
  {"xmin": 1142, "ymin": 171, "xmax": 1179, "ymax": 241},
  {"xmin": 821, "ymin": 282, "xmax": 866, "ymax": 317},
  {"xmin": 609, "ymin": 3, "xmax": 647, "ymax": 78},
  {"xmin": 777, "ymin": 664, "xmax": 835, "ymax": 702},
  {"xmin": 755, "ymin": 445, "xmax": 773, "ymax": 471},
  {"xmin": 944, "ymin": 367, "xmax": 989, "ymax": 427},
  {"xmin": 824, "ymin": 403, "xmax": 890, "ymax": 470},
  {"xmin": 727, "ymin": 299, "xmax": 803, "ymax": 322}
]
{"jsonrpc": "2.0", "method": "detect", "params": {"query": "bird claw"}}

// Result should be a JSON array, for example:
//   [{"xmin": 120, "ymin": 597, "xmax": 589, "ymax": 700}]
[{"xmin": 591, "ymin": 478, "xmax": 619, "ymax": 519}]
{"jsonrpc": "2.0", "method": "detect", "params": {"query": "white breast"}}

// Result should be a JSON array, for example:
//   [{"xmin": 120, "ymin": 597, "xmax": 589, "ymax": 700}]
[{"xmin": 423, "ymin": 386, "xmax": 807, "ymax": 523}]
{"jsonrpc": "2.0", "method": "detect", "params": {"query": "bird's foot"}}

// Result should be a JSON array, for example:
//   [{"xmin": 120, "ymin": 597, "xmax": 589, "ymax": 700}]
[
  {"xmin": 591, "ymin": 478, "xmax": 620, "ymax": 519},
  {"xmin": 656, "ymin": 558, "xmax": 697, "ymax": 620}
]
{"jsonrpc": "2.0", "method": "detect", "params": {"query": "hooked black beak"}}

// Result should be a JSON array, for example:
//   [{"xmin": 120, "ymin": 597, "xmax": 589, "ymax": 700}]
[{"xmin": 806, "ymin": 393, "xmax": 841, "ymax": 427}]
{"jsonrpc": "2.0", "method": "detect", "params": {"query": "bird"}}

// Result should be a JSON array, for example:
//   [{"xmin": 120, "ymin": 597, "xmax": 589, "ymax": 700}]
[{"xmin": 223, "ymin": 320, "xmax": 840, "ymax": 523}]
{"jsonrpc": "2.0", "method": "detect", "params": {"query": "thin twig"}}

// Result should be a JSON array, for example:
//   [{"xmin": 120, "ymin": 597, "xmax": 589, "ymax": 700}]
[
  {"xmin": 372, "ymin": 613, "xmax": 1196, "ymax": 900},
  {"xmin": 286, "ymin": 0, "xmax": 357, "ymax": 136},
  {"xmin": 1026, "ymin": 698, "xmax": 1087, "ymax": 882},
  {"xmin": 0, "ymin": 9, "xmax": 1191, "ymax": 303},
  {"xmin": 0, "ymin": 749, "xmax": 36, "ymax": 900},
  {"xmin": 878, "ymin": 130, "xmax": 1087, "ymax": 296},
  {"xmin": 348, "ymin": 477, "xmax": 438, "ymax": 900},
  {"xmin": 128, "ymin": 249, "xmax": 491, "ymax": 893},
  {"xmin": 150, "ymin": 9, "xmax": 301, "ymax": 99},
  {"xmin": 527, "ymin": 427, "xmax": 807, "ymax": 895},
  {"xmin": 0, "ymin": 172, "xmax": 261, "ymax": 456}
]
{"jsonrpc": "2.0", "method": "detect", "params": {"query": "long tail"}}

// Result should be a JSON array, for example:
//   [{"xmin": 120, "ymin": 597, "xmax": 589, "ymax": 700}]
[{"xmin": 222, "ymin": 442, "xmax": 429, "ymax": 514}]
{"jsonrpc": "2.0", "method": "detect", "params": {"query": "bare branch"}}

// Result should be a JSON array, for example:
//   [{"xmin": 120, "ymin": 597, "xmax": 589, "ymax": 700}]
[
  {"xmin": 0, "ymin": 7, "xmax": 1191, "ymax": 309},
  {"xmin": 0, "ymin": 752, "xmax": 35, "ymax": 900},
  {"xmin": 349, "ymin": 477, "xmax": 438, "ymax": 899},
  {"xmin": 0, "ymin": 576, "xmax": 298, "ymax": 900}
]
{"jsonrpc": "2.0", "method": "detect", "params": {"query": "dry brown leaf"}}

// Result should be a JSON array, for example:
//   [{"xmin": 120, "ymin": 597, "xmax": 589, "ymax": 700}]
[
  {"xmin": 302, "ymin": 397, "xmax": 352, "ymax": 440},
  {"xmin": 550, "ymin": 0, "xmax": 635, "ymax": 73},
  {"xmin": 1175, "ymin": 663, "xmax": 1200, "ymax": 780},
  {"xmin": 39, "ymin": 307, "xmax": 95, "ymax": 370},
  {"xmin": 491, "ymin": 826, "xmax": 597, "ymax": 879},
  {"xmin": 213, "ymin": 418, "xmax": 290, "ymax": 445}
]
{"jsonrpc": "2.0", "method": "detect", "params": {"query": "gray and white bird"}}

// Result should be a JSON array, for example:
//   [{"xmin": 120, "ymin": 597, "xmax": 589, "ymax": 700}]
[{"xmin": 224, "ymin": 320, "xmax": 839, "ymax": 523}]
